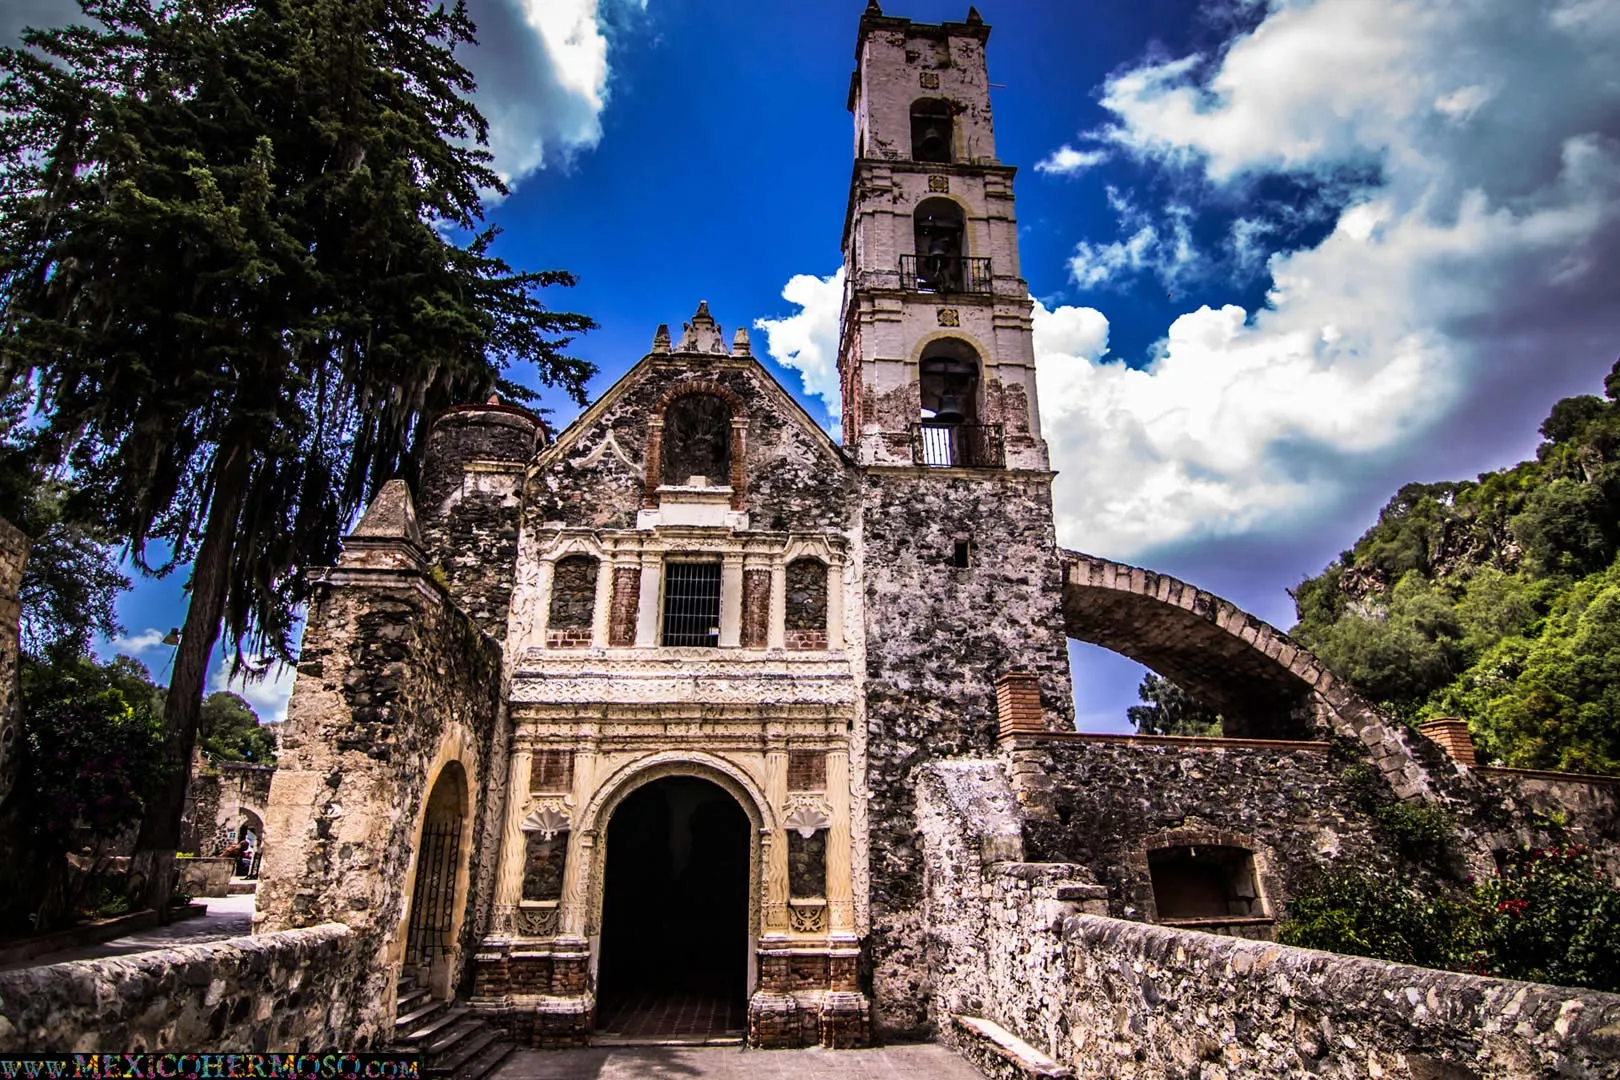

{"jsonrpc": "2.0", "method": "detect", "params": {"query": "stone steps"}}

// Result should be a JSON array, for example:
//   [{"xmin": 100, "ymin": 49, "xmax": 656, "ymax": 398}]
[{"xmin": 392, "ymin": 979, "xmax": 514, "ymax": 1080}]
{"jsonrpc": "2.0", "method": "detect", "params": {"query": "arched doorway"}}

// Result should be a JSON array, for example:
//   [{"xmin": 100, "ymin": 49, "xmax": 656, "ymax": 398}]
[
  {"xmin": 235, "ymin": 809, "xmax": 264, "ymax": 878},
  {"xmin": 404, "ymin": 762, "xmax": 468, "ymax": 998},
  {"xmin": 595, "ymin": 775, "xmax": 750, "ymax": 1040}
]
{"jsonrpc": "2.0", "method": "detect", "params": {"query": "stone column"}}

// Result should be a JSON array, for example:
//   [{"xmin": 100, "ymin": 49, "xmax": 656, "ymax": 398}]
[
  {"xmin": 558, "ymin": 741, "xmax": 597, "ymax": 939},
  {"xmin": 635, "ymin": 551, "xmax": 663, "ymax": 647},
  {"xmin": 719, "ymin": 552, "xmax": 744, "ymax": 648},
  {"xmin": 767, "ymin": 559, "xmax": 787, "ymax": 650},
  {"xmin": 826, "ymin": 561, "xmax": 845, "ymax": 650},
  {"xmin": 590, "ymin": 556, "xmax": 614, "ymax": 648},
  {"xmin": 826, "ymin": 750, "xmax": 854, "ymax": 935},
  {"xmin": 642, "ymin": 418, "xmax": 664, "ymax": 508},
  {"xmin": 763, "ymin": 745, "xmax": 790, "ymax": 935},
  {"xmin": 728, "ymin": 417, "xmax": 749, "ymax": 511},
  {"xmin": 531, "ymin": 558, "xmax": 556, "ymax": 650},
  {"xmin": 492, "ymin": 744, "xmax": 533, "ymax": 932}
]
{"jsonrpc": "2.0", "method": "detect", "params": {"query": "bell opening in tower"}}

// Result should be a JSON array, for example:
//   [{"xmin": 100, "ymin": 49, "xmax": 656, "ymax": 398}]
[
  {"xmin": 912, "ymin": 197, "xmax": 966, "ymax": 292},
  {"xmin": 595, "ymin": 776, "xmax": 750, "ymax": 1040},
  {"xmin": 910, "ymin": 98, "xmax": 954, "ymax": 163}
]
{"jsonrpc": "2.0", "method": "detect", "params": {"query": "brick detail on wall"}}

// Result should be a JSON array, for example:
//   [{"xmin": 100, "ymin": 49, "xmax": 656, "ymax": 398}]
[
  {"xmin": 785, "ymin": 630, "xmax": 829, "ymax": 652},
  {"xmin": 742, "ymin": 569, "xmax": 771, "ymax": 648},
  {"xmin": 1419, "ymin": 717, "xmax": 1477, "ymax": 766},
  {"xmin": 530, "ymin": 750, "xmax": 574, "ymax": 794},
  {"xmin": 545, "ymin": 628, "xmax": 592, "ymax": 649},
  {"xmin": 788, "ymin": 751, "xmax": 827, "ymax": 791},
  {"xmin": 996, "ymin": 669, "xmax": 1046, "ymax": 740},
  {"xmin": 609, "ymin": 566, "xmax": 641, "ymax": 646}
]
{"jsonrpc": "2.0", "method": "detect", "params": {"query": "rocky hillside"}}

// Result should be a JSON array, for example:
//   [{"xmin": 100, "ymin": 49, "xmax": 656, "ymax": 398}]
[{"xmin": 1290, "ymin": 361, "xmax": 1620, "ymax": 774}]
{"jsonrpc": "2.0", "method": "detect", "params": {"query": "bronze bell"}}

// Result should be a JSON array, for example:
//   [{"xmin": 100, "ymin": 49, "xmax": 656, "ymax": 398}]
[
  {"xmin": 933, "ymin": 393, "xmax": 968, "ymax": 425},
  {"xmin": 918, "ymin": 122, "xmax": 949, "ymax": 160}
]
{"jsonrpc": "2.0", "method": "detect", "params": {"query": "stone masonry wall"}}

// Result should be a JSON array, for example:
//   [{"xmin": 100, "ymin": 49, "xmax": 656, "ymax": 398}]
[
  {"xmin": 1020, "ymin": 737, "xmax": 1396, "ymax": 921},
  {"xmin": 0, "ymin": 924, "xmax": 381, "ymax": 1053},
  {"xmin": 920, "ymin": 757, "xmax": 1620, "ymax": 1079},
  {"xmin": 0, "ymin": 517, "xmax": 26, "ymax": 813},
  {"xmin": 257, "ymin": 566, "xmax": 503, "ymax": 1006},
  {"xmin": 531, "ymin": 355, "xmax": 854, "ymax": 533},
  {"xmin": 417, "ymin": 405, "xmax": 540, "ymax": 642},
  {"xmin": 859, "ymin": 470, "xmax": 1072, "ymax": 1036}
]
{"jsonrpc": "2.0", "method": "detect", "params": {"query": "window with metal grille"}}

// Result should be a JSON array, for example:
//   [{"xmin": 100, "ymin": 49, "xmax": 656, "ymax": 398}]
[{"xmin": 661, "ymin": 561, "xmax": 722, "ymax": 647}]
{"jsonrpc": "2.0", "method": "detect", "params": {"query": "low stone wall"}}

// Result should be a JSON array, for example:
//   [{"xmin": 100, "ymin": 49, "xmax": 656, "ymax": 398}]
[
  {"xmin": 177, "ymin": 855, "xmax": 235, "ymax": 897},
  {"xmin": 945, "ymin": 862, "xmax": 1620, "ymax": 1080},
  {"xmin": 0, "ymin": 923, "xmax": 385, "ymax": 1053},
  {"xmin": 919, "ymin": 760, "xmax": 1620, "ymax": 1078},
  {"xmin": 1056, "ymin": 914, "xmax": 1620, "ymax": 1079},
  {"xmin": 1015, "ymin": 737, "xmax": 1397, "ymax": 920}
]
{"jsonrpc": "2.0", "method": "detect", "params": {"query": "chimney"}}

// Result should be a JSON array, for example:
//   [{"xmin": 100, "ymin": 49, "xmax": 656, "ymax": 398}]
[
  {"xmin": 1419, "ymin": 717, "xmax": 1477, "ymax": 767},
  {"xmin": 996, "ymin": 669, "xmax": 1045, "ymax": 742}
]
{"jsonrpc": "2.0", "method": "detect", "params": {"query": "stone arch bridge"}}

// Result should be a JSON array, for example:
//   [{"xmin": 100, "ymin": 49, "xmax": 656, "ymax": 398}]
[{"xmin": 1057, "ymin": 549, "xmax": 1440, "ymax": 801}]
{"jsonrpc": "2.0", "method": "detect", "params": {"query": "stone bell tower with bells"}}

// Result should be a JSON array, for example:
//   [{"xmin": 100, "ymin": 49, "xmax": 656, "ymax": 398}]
[
  {"xmin": 839, "ymin": 3, "xmax": 1076, "ymax": 1036},
  {"xmin": 838, "ymin": 1, "xmax": 1049, "ymax": 472}
]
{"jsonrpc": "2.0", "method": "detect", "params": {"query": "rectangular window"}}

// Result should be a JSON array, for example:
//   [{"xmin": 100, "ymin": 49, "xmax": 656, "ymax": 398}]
[{"xmin": 661, "ymin": 561, "xmax": 722, "ymax": 647}]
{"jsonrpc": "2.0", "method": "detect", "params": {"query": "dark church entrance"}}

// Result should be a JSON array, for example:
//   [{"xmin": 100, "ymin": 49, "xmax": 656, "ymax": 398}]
[{"xmin": 595, "ymin": 775, "xmax": 750, "ymax": 1040}]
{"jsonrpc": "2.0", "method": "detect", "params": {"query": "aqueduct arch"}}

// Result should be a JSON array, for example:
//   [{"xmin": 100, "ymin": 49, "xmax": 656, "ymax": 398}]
[{"xmin": 1058, "ymin": 549, "xmax": 1440, "ymax": 800}]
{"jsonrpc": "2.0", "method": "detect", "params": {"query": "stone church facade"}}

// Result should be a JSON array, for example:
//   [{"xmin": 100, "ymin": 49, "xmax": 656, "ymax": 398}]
[{"xmin": 253, "ymin": 3, "xmax": 1620, "ymax": 1060}]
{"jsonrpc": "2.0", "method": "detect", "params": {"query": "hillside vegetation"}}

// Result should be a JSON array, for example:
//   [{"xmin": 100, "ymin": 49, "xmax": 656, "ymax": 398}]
[{"xmin": 1289, "ymin": 362, "xmax": 1620, "ymax": 775}]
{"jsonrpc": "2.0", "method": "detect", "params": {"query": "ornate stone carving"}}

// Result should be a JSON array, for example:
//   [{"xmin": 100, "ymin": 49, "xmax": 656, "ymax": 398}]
[
  {"xmin": 937, "ymin": 307, "xmax": 960, "ymax": 327},
  {"xmin": 928, "ymin": 175, "xmax": 949, "ymax": 193},
  {"xmin": 788, "ymin": 902, "xmax": 827, "ymax": 934},
  {"xmin": 784, "ymin": 800, "xmax": 832, "ymax": 838},
  {"xmin": 521, "ymin": 804, "xmax": 572, "ymax": 840},
  {"xmin": 919, "ymin": 71, "xmax": 940, "ymax": 89},
  {"xmin": 515, "ymin": 905, "xmax": 560, "ymax": 938}
]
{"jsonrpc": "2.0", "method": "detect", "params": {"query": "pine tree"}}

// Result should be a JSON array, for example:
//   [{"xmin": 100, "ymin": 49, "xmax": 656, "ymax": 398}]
[{"xmin": 0, "ymin": 0, "xmax": 595, "ymax": 910}]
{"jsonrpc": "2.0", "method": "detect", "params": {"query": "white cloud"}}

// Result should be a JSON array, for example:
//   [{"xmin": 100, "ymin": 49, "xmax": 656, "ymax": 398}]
[
  {"xmin": 755, "ymin": 269, "xmax": 846, "ymax": 437},
  {"xmin": 208, "ymin": 659, "xmax": 297, "ymax": 726},
  {"xmin": 1067, "ymin": 188, "xmax": 1203, "ymax": 289},
  {"xmin": 1037, "ymin": 0, "xmax": 1620, "ymax": 557},
  {"xmin": 1036, "ymin": 145, "xmax": 1109, "ymax": 176},
  {"xmin": 462, "ymin": 0, "xmax": 644, "ymax": 190},
  {"xmin": 112, "ymin": 627, "xmax": 168, "ymax": 655}
]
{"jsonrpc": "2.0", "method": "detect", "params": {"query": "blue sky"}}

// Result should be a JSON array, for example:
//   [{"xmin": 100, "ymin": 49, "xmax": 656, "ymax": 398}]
[{"xmin": 9, "ymin": 0, "xmax": 1620, "ymax": 732}]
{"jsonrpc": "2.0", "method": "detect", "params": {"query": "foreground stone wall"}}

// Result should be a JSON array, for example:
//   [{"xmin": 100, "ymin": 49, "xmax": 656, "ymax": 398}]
[
  {"xmin": 0, "ymin": 924, "xmax": 380, "ymax": 1052},
  {"xmin": 1055, "ymin": 910, "xmax": 1618, "ymax": 1078},
  {"xmin": 920, "ymin": 760, "xmax": 1620, "ymax": 1079}
]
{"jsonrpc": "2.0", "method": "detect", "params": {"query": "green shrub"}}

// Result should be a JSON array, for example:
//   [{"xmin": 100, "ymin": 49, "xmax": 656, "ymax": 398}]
[
  {"xmin": 1463, "ymin": 846, "xmax": 1620, "ymax": 992},
  {"xmin": 1276, "ymin": 866, "xmax": 1460, "ymax": 968}
]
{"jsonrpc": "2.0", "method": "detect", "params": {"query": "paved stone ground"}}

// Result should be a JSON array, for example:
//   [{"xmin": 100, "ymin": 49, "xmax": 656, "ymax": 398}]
[
  {"xmin": 493, "ymin": 1043, "xmax": 987, "ymax": 1079},
  {"xmin": 0, "ymin": 892, "xmax": 256, "ymax": 970}
]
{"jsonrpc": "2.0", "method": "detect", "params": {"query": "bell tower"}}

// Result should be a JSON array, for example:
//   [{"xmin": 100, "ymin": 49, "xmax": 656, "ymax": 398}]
[
  {"xmin": 838, "ymin": 1, "xmax": 1048, "ymax": 471},
  {"xmin": 842, "ymin": 4, "xmax": 1074, "ymax": 1037}
]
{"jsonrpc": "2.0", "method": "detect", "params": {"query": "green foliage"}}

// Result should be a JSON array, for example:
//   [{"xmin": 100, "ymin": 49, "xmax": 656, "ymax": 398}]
[
  {"xmin": 19, "ymin": 653, "xmax": 169, "ymax": 854},
  {"xmin": 5, "ymin": 653, "xmax": 170, "ymax": 932},
  {"xmin": 1276, "ymin": 866, "xmax": 1461, "ymax": 968},
  {"xmin": 1463, "ymin": 846, "xmax": 1620, "ymax": 992},
  {"xmin": 1126, "ymin": 672, "xmax": 1222, "ymax": 736},
  {"xmin": 0, "ymin": 449, "xmax": 130, "ymax": 662},
  {"xmin": 1291, "ymin": 361, "xmax": 1620, "ymax": 772},
  {"xmin": 198, "ymin": 691, "xmax": 276, "ymax": 763},
  {"xmin": 1337, "ymin": 764, "xmax": 1457, "ymax": 863}
]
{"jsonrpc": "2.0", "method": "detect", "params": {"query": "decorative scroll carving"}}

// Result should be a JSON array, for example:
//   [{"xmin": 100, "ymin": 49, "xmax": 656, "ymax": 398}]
[
  {"xmin": 515, "ymin": 905, "xmax": 560, "ymax": 938},
  {"xmin": 788, "ymin": 902, "xmax": 827, "ymax": 934}
]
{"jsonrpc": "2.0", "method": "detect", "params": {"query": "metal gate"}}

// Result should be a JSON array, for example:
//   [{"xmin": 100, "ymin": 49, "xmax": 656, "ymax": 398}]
[{"xmin": 404, "ymin": 814, "xmax": 462, "ymax": 970}]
